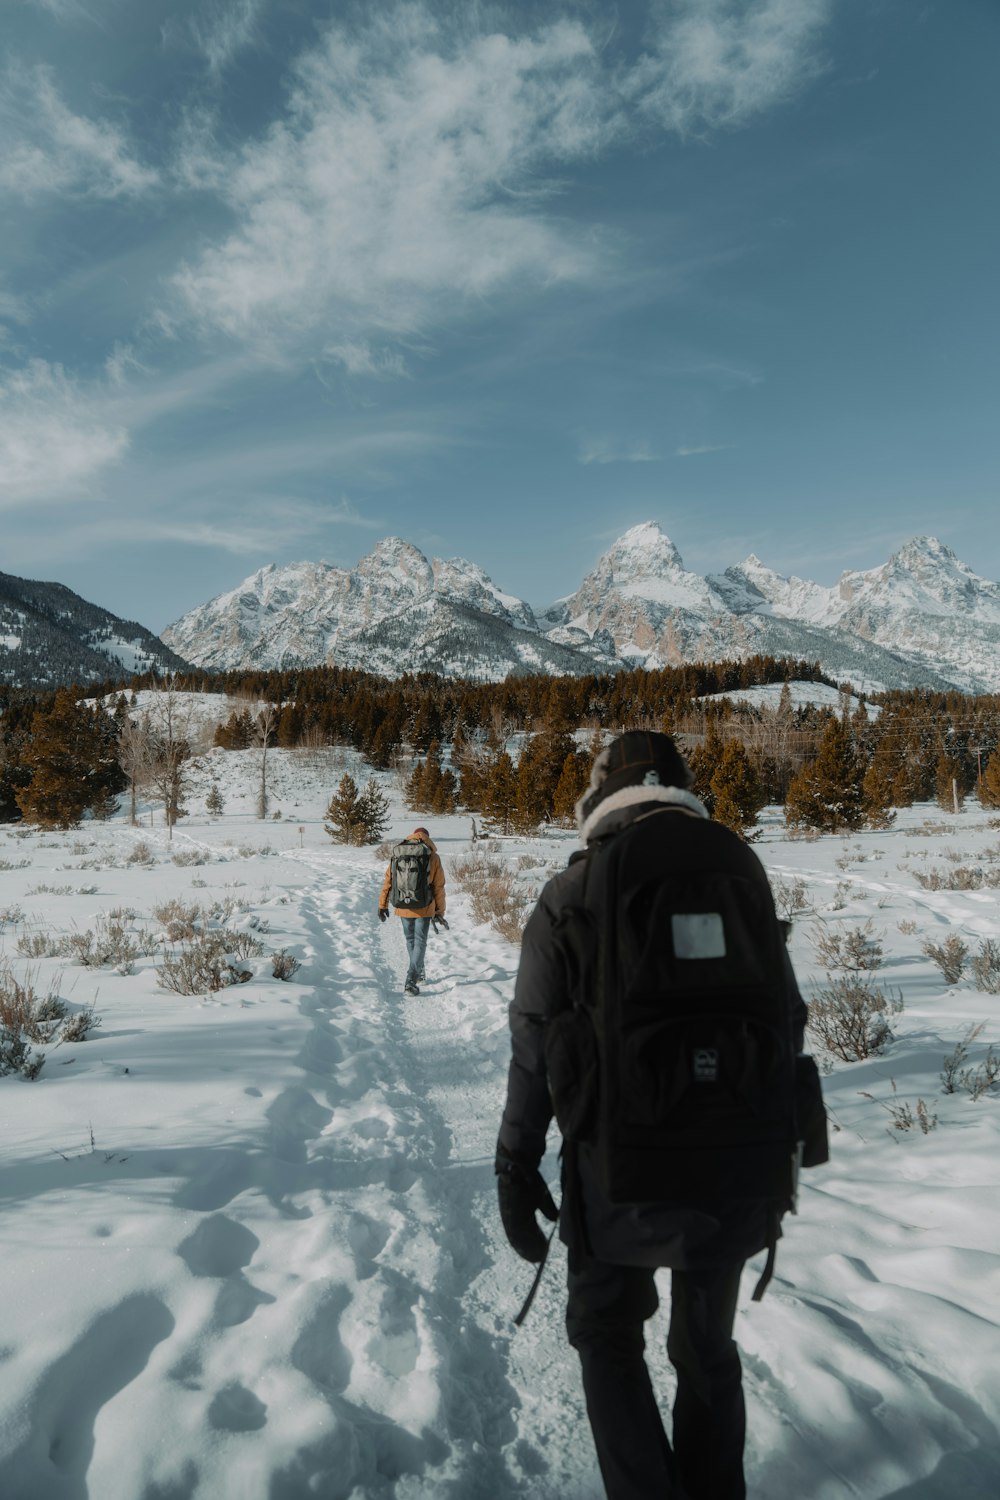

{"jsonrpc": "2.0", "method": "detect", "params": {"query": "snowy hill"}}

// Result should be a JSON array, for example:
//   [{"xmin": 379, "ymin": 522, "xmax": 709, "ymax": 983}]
[
  {"xmin": 0, "ymin": 570, "xmax": 191, "ymax": 688},
  {"xmin": 163, "ymin": 526, "xmax": 1000, "ymax": 692},
  {"xmin": 1, "ymin": 755, "xmax": 999, "ymax": 1496}
]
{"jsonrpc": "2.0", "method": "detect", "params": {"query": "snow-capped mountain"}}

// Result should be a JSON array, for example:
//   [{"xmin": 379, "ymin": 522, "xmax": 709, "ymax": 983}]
[
  {"xmin": 161, "ymin": 538, "xmax": 618, "ymax": 681},
  {"xmin": 0, "ymin": 570, "xmax": 191, "ymax": 688},
  {"xmin": 160, "ymin": 526, "xmax": 1000, "ymax": 693}
]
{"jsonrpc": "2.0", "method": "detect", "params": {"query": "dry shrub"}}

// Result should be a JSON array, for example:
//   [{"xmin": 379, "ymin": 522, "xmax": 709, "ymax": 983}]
[
  {"xmin": 157, "ymin": 929, "xmax": 262, "ymax": 995},
  {"xmin": 452, "ymin": 850, "xmax": 531, "ymax": 944},
  {"xmin": 172, "ymin": 849, "xmax": 209, "ymax": 867},
  {"xmin": 271, "ymin": 950, "xmax": 301, "ymax": 980},
  {"xmin": 970, "ymin": 938, "xmax": 1000, "ymax": 993},
  {"xmin": 808, "ymin": 976, "xmax": 903, "ymax": 1061},
  {"xmin": 860, "ymin": 1080, "xmax": 938, "ymax": 1134},
  {"xmin": 0, "ymin": 1030, "xmax": 45, "ymax": 1079},
  {"xmin": 941, "ymin": 1023, "xmax": 1000, "ymax": 1099},
  {"xmin": 897, "ymin": 919, "xmax": 918, "ymax": 935},
  {"xmin": 922, "ymin": 935, "xmax": 968, "ymax": 984},
  {"xmin": 770, "ymin": 875, "xmax": 811, "ymax": 921},
  {"xmin": 812, "ymin": 920, "xmax": 884, "ymax": 972},
  {"xmin": 16, "ymin": 932, "xmax": 75, "ymax": 959},
  {"xmin": 127, "ymin": 841, "xmax": 154, "ymax": 866},
  {"xmin": 68, "ymin": 913, "xmax": 155, "ymax": 974},
  {"xmin": 153, "ymin": 899, "xmax": 203, "ymax": 941},
  {"xmin": 913, "ymin": 866, "xmax": 1000, "ymax": 892}
]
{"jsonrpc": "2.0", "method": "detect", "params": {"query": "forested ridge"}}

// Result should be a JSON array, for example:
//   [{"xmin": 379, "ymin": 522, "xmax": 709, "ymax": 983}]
[{"xmin": 2, "ymin": 654, "xmax": 999, "ymax": 834}]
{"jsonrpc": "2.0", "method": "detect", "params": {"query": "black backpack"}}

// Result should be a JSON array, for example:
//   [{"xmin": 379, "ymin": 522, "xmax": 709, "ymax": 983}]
[
  {"xmin": 390, "ymin": 839, "xmax": 432, "ymax": 910},
  {"xmin": 545, "ymin": 811, "xmax": 826, "ymax": 1294}
]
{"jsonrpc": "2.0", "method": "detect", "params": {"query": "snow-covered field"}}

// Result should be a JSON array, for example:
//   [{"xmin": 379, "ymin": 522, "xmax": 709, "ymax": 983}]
[{"xmin": 1, "ymin": 744, "xmax": 999, "ymax": 1498}]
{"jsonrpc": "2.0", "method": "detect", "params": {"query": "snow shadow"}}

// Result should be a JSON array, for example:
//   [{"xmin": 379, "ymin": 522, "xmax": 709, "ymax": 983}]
[{"xmin": 2, "ymin": 1294, "xmax": 174, "ymax": 1499}]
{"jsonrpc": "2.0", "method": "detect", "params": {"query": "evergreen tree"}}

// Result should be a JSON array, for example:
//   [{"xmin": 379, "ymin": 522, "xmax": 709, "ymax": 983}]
[
  {"xmin": 483, "ymin": 751, "xmax": 517, "ymax": 834},
  {"xmin": 687, "ymin": 721, "xmax": 725, "ymax": 816},
  {"xmin": 552, "ymin": 750, "xmax": 590, "ymax": 826},
  {"xmin": 784, "ymin": 720, "xmax": 867, "ymax": 833},
  {"xmin": 979, "ymin": 749, "xmax": 1000, "ymax": 809},
  {"xmin": 709, "ymin": 739, "xmax": 766, "ymax": 839},
  {"xmin": 325, "ymin": 774, "xmax": 389, "ymax": 845},
  {"xmin": 324, "ymin": 774, "xmax": 366, "ymax": 845},
  {"xmin": 356, "ymin": 778, "xmax": 391, "ymax": 844},
  {"xmin": 16, "ymin": 691, "xmax": 124, "ymax": 828},
  {"xmin": 206, "ymin": 784, "xmax": 225, "ymax": 817}
]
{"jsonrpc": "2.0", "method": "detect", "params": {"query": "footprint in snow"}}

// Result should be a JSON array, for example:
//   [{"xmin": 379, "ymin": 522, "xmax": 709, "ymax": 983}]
[
  {"xmin": 177, "ymin": 1214, "xmax": 259, "ymax": 1279},
  {"xmin": 207, "ymin": 1382, "xmax": 268, "ymax": 1433}
]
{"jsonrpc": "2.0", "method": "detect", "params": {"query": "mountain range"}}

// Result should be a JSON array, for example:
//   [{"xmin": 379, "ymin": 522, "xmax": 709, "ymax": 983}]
[
  {"xmin": 0, "ymin": 570, "xmax": 190, "ymax": 689},
  {"xmin": 5, "ymin": 526, "xmax": 999, "ymax": 694},
  {"xmin": 160, "ymin": 524, "xmax": 1000, "ymax": 694}
]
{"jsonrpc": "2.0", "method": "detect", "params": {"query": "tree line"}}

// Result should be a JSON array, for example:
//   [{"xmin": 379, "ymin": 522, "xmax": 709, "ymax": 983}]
[{"xmin": 1, "ymin": 663, "xmax": 999, "ymax": 837}]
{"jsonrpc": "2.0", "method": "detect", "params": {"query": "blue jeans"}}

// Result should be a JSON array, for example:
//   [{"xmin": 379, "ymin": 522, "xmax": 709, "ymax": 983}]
[{"xmin": 400, "ymin": 917, "xmax": 430, "ymax": 986}]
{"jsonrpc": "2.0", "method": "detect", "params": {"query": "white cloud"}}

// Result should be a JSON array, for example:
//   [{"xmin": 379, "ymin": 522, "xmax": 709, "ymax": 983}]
[
  {"xmin": 0, "ymin": 65, "xmax": 158, "ymax": 200},
  {"xmin": 636, "ymin": 0, "xmax": 832, "ymax": 133},
  {"xmin": 579, "ymin": 436, "xmax": 659, "ymax": 465},
  {"xmin": 324, "ymin": 341, "xmax": 410, "ymax": 379},
  {"xmin": 676, "ymin": 442, "xmax": 731, "ymax": 456},
  {"xmin": 189, "ymin": 0, "xmax": 267, "ymax": 75},
  {"xmin": 172, "ymin": 8, "xmax": 614, "ymax": 349},
  {"xmin": 0, "ymin": 360, "xmax": 129, "ymax": 504},
  {"xmin": 169, "ymin": 3, "xmax": 833, "ymax": 366}
]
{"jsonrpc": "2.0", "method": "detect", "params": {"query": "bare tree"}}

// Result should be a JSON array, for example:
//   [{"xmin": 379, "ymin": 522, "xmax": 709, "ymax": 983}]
[
  {"xmin": 251, "ymin": 702, "xmax": 278, "ymax": 819},
  {"xmin": 116, "ymin": 711, "xmax": 153, "ymax": 826},
  {"xmin": 145, "ymin": 688, "xmax": 192, "ymax": 839}
]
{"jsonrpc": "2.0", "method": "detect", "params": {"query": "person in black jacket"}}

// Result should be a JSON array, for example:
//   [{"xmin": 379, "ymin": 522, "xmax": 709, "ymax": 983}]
[{"xmin": 496, "ymin": 731, "xmax": 808, "ymax": 1500}]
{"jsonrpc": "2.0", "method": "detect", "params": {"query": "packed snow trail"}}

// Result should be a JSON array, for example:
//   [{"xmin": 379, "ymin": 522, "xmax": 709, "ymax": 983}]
[{"xmin": 2, "ymin": 797, "xmax": 1000, "ymax": 1498}]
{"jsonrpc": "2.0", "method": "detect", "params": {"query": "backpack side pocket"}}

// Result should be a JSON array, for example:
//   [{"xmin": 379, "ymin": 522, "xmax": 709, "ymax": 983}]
[
  {"xmin": 795, "ymin": 1054, "xmax": 830, "ymax": 1167},
  {"xmin": 546, "ymin": 1006, "xmax": 598, "ymax": 1142}
]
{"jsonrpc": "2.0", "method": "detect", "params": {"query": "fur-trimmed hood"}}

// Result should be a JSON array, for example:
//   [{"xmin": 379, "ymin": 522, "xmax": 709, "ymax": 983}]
[{"xmin": 577, "ymin": 783, "xmax": 708, "ymax": 844}]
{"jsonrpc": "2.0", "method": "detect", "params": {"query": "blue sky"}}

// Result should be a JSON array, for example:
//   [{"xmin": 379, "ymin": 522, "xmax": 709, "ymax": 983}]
[{"xmin": 1, "ymin": 0, "xmax": 997, "ymax": 632}]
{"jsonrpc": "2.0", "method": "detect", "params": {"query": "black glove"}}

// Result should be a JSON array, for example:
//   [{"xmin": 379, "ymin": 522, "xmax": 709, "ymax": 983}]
[
  {"xmin": 432, "ymin": 915, "xmax": 449, "ymax": 932},
  {"xmin": 378, "ymin": 908, "xmax": 388, "ymax": 923},
  {"xmin": 496, "ymin": 1144, "xmax": 558, "ymax": 1263}
]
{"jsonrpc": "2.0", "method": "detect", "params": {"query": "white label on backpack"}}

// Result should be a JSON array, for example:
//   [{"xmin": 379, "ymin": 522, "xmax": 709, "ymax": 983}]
[
  {"xmin": 672, "ymin": 912, "xmax": 726, "ymax": 959},
  {"xmin": 693, "ymin": 1047, "xmax": 719, "ymax": 1083}
]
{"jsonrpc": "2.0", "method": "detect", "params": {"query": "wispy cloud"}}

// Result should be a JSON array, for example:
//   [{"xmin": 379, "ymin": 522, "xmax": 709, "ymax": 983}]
[
  {"xmin": 0, "ymin": 64, "xmax": 157, "ymax": 199},
  {"xmin": 171, "ymin": 9, "xmax": 616, "ymax": 351},
  {"xmin": 169, "ymin": 2, "xmax": 831, "ymax": 368},
  {"xmin": 676, "ymin": 442, "xmax": 732, "ymax": 456},
  {"xmin": 578, "ymin": 436, "xmax": 659, "ymax": 465},
  {"xmin": 636, "ymin": 0, "xmax": 832, "ymax": 134},
  {"xmin": 0, "ymin": 359, "xmax": 129, "ymax": 504},
  {"xmin": 188, "ymin": 0, "xmax": 267, "ymax": 75}
]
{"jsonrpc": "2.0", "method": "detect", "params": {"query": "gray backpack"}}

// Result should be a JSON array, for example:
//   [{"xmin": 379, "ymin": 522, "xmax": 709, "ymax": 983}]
[{"xmin": 390, "ymin": 839, "xmax": 432, "ymax": 910}]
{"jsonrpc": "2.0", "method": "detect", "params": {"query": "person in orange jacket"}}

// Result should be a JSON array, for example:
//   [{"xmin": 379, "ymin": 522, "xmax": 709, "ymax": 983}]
[{"xmin": 378, "ymin": 826, "xmax": 447, "ymax": 995}]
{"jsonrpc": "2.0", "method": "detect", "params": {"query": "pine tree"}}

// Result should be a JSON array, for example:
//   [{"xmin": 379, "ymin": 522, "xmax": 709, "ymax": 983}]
[
  {"xmin": 552, "ymin": 751, "xmax": 590, "ymax": 826},
  {"xmin": 206, "ymin": 784, "xmax": 225, "ymax": 817},
  {"xmin": 356, "ymin": 778, "xmax": 391, "ymax": 844},
  {"xmin": 979, "ymin": 749, "xmax": 1000, "ymax": 809},
  {"xmin": 324, "ymin": 774, "xmax": 366, "ymax": 845},
  {"xmin": 16, "ymin": 691, "xmax": 124, "ymax": 828},
  {"xmin": 784, "ymin": 720, "xmax": 867, "ymax": 833},
  {"xmin": 709, "ymin": 739, "xmax": 766, "ymax": 839},
  {"xmin": 483, "ymin": 751, "xmax": 517, "ymax": 834},
  {"xmin": 325, "ymin": 774, "xmax": 389, "ymax": 845},
  {"xmin": 687, "ymin": 721, "xmax": 725, "ymax": 816}
]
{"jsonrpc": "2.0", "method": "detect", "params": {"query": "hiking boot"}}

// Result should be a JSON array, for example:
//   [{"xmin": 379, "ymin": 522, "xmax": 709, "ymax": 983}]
[
  {"xmin": 404, "ymin": 980, "xmax": 419, "ymax": 996},
  {"xmin": 416, "ymin": 971, "xmax": 425, "ymax": 984}
]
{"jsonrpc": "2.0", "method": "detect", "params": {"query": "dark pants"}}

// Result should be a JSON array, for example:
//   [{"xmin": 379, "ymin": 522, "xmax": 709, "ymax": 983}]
[
  {"xmin": 566, "ymin": 1257, "xmax": 746, "ymax": 1500},
  {"xmin": 400, "ymin": 916, "xmax": 430, "ymax": 986}
]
